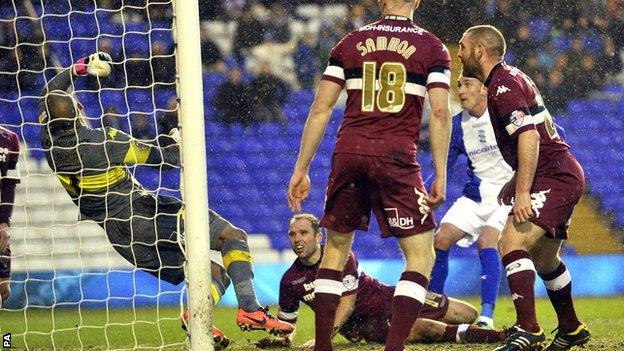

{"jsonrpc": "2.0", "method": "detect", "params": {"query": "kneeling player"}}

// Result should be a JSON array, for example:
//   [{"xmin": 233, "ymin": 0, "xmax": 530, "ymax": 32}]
[{"xmin": 258, "ymin": 214, "xmax": 508, "ymax": 348}]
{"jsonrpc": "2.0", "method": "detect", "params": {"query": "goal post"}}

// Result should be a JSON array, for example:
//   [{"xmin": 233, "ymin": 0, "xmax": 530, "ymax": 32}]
[{"xmin": 173, "ymin": 0, "xmax": 213, "ymax": 349}]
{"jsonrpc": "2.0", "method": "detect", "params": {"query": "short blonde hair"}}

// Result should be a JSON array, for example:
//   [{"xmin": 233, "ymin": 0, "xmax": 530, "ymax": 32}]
[{"xmin": 465, "ymin": 25, "xmax": 506, "ymax": 59}]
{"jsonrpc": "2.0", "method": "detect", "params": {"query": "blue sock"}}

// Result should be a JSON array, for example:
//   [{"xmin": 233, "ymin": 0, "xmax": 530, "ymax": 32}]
[
  {"xmin": 429, "ymin": 248, "xmax": 449, "ymax": 293},
  {"xmin": 479, "ymin": 248, "xmax": 501, "ymax": 319}
]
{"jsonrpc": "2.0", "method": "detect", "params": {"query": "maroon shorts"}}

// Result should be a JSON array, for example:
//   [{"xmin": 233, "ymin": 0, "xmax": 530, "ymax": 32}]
[
  {"xmin": 500, "ymin": 152, "xmax": 585, "ymax": 239},
  {"xmin": 320, "ymin": 153, "xmax": 436, "ymax": 238},
  {"xmin": 340, "ymin": 291, "xmax": 449, "ymax": 343},
  {"xmin": 0, "ymin": 245, "xmax": 10, "ymax": 280}
]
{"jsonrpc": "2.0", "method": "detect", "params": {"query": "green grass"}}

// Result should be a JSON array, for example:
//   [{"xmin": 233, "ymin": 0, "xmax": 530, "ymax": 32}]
[{"xmin": 1, "ymin": 297, "xmax": 623, "ymax": 350}]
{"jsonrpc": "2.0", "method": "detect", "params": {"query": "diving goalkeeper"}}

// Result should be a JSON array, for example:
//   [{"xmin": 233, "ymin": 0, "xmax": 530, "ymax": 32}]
[{"xmin": 38, "ymin": 52, "xmax": 293, "ymax": 346}]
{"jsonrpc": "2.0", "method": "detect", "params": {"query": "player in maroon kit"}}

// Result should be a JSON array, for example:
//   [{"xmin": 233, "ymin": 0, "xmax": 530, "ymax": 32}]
[
  {"xmin": 458, "ymin": 25, "xmax": 590, "ymax": 351},
  {"xmin": 256, "ymin": 214, "xmax": 508, "ymax": 349},
  {"xmin": 288, "ymin": 1, "xmax": 451, "ymax": 350},
  {"xmin": 0, "ymin": 126, "xmax": 20, "ymax": 309}
]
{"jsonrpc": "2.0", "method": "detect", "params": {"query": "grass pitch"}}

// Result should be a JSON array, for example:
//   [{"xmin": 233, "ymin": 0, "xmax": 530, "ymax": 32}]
[{"xmin": 0, "ymin": 296, "xmax": 623, "ymax": 350}]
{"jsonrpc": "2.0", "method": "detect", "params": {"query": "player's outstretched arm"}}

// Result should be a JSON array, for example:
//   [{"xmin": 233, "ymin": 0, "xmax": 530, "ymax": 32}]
[
  {"xmin": 121, "ymin": 134, "xmax": 180, "ymax": 169},
  {"xmin": 426, "ymin": 87, "xmax": 452, "ymax": 209},
  {"xmin": 288, "ymin": 80, "xmax": 341, "ymax": 212},
  {"xmin": 40, "ymin": 52, "xmax": 112, "ymax": 97},
  {"xmin": 39, "ymin": 52, "xmax": 112, "ymax": 120}
]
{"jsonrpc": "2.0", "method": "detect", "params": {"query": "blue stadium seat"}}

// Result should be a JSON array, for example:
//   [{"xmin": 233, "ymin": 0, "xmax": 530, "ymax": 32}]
[
  {"xmin": 98, "ymin": 21, "xmax": 123, "ymax": 36},
  {"xmin": 603, "ymin": 83, "xmax": 624, "ymax": 95},
  {"xmin": 42, "ymin": 16, "xmax": 71, "ymax": 41},
  {"xmin": 125, "ymin": 88, "xmax": 153, "ymax": 112},
  {"xmin": 0, "ymin": 96, "xmax": 21, "ymax": 126},
  {"xmin": 0, "ymin": 6, "xmax": 15, "ymax": 20},
  {"xmin": 155, "ymin": 89, "xmax": 176, "ymax": 108},
  {"xmin": 566, "ymin": 99, "xmax": 585, "ymax": 116},
  {"xmin": 152, "ymin": 20, "xmax": 172, "ymax": 29},
  {"xmin": 529, "ymin": 18, "xmax": 552, "ymax": 42},
  {"xmin": 124, "ymin": 21, "xmax": 148, "ymax": 33},
  {"xmin": 503, "ymin": 50, "xmax": 515, "ymax": 65},
  {"xmin": 257, "ymin": 123, "xmax": 283, "ymax": 137},
  {"xmin": 70, "ymin": 12, "xmax": 99, "ymax": 37},
  {"xmin": 17, "ymin": 97, "xmax": 39, "ymax": 123},
  {"xmin": 583, "ymin": 33, "xmax": 603, "ymax": 54},
  {"xmin": 41, "ymin": 2, "xmax": 71, "ymax": 15},
  {"xmin": 124, "ymin": 33, "xmax": 150, "ymax": 57},
  {"xmin": 553, "ymin": 35, "xmax": 572, "ymax": 53},
  {"xmin": 203, "ymin": 73, "xmax": 227, "ymax": 91},
  {"xmin": 150, "ymin": 29, "xmax": 174, "ymax": 52},
  {"xmin": 70, "ymin": 39, "xmax": 98, "ymax": 59}
]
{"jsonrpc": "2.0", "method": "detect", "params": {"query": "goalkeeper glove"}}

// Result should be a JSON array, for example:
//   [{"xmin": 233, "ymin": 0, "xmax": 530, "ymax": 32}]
[{"xmin": 74, "ymin": 52, "xmax": 113, "ymax": 77}]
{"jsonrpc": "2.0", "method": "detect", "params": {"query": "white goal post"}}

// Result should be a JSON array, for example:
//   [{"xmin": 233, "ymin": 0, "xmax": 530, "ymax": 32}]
[{"xmin": 173, "ymin": 0, "xmax": 213, "ymax": 349}]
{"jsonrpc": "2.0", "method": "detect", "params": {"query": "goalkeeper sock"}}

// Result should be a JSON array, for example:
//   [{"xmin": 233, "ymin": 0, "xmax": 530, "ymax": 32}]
[
  {"xmin": 211, "ymin": 276, "xmax": 228, "ymax": 306},
  {"xmin": 222, "ymin": 239, "xmax": 261, "ymax": 312}
]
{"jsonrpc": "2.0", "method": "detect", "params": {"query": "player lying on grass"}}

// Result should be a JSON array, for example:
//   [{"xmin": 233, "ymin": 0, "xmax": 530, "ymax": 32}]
[
  {"xmin": 257, "ymin": 214, "xmax": 509, "ymax": 348},
  {"xmin": 37, "ymin": 52, "xmax": 293, "ymax": 348}
]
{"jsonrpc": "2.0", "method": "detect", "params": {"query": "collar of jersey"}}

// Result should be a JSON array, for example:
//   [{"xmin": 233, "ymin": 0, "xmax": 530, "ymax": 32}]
[
  {"xmin": 384, "ymin": 15, "xmax": 411, "ymax": 21},
  {"xmin": 484, "ymin": 61, "xmax": 505, "ymax": 87}
]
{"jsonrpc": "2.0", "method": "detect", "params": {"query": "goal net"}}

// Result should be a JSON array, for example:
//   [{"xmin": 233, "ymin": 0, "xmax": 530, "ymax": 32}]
[{"xmin": 0, "ymin": 0, "xmax": 203, "ymax": 349}]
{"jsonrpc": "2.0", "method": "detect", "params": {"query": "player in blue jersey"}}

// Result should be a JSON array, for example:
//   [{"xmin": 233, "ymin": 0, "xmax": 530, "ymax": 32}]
[{"xmin": 428, "ymin": 75, "xmax": 512, "ymax": 330}]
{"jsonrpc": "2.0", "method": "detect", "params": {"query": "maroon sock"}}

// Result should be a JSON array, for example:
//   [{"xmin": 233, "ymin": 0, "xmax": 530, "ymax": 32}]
[
  {"xmin": 313, "ymin": 268, "xmax": 343, "ymax": 351},
  {"xmin": 502, "ymin": 250, "xmax": 540, "ymax": 333},
  {"xmin": 464, "ymin": 325, "xmax": 507, "ymax": 343},
  {"xmin": 385, "ymin": 271, "xmax": 428, "ymax": 351},
  {"xmin": 442, "ymin": 325, "xmax": 458, "ymax": 342},
  {"xmin": 442, "ymin": 324, "xmax": 505, "ymax": 343},
  {"xmin": 538, "ymin": 261, "xmax": 581, "ymax": 333}
]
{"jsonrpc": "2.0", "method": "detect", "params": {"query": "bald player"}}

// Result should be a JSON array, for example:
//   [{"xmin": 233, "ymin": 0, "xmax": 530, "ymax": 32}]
[
  {"xmin": 458, "ymin": 26, "xmax": 590, "ymax": 351},
  {"xmin": 38, "ymin": 52, "xmax": 293, "ymax": 348}
]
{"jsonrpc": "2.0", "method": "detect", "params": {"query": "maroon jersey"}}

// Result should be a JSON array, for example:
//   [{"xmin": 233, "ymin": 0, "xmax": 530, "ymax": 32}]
[
  {"xmin": 0, "ymin": 126, "xmax": 20, "ymax": 184},
  {"xmin": 278, "ymin": 248, "xmax": 449, "ymax": 342},
  {"xmin": 0, "ymin": 126, "xmax": 19, "ymax": 279},
  {"xmin": 484, "ymin": 62, "xmax": 570, "ymax": 170},
  {"xmin": 322, "ymin": 15, "xmax": 451, "ymax": 158},
  {"xmin": 278, "ymin": 249, "xmax": 394, "ymax": 339}
]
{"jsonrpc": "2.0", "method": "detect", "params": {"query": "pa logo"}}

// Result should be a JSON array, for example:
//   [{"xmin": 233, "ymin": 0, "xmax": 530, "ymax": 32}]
[{"xmin": 2, "ymin": 333, "xmax": 11, "ymax": 348}]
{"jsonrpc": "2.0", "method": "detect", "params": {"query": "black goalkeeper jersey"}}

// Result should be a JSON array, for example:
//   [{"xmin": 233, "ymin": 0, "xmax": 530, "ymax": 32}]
[{"xmin": 41, "ymin": 125, "xmax": 150, "ymax": 222}]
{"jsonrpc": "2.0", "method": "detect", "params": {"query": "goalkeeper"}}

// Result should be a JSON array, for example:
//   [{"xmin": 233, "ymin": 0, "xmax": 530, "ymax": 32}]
[{"xmin": 37, "ymin": 52, "xmax": 294, "ymax": 343}]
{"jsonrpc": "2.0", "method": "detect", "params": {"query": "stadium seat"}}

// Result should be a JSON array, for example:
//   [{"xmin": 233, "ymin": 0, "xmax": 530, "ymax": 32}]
[
  {"xmin": 553, "ymin": 35, "xmax": 572, "ymax": 53},
  {"xmin": 70, "ymin": 39, "xmax": 98, "ymax": 59},
  {"xmin": 0, "ymin": 6, "xmax": 15, "ymax": 20},
  {"xmin": 529, "ymin": 18, "xmax": 552, "ymax": 42},
  {"xmin": 124, "ymin": 33, "xmax": 151, "ymax": 57},
  {"xmin": 42, "ymin": 16, "xmax": 71, "ymax": 41},
  {"xmin": 70, "ymin": 12, "xmax": 99, "ymax": 37},
  {"xmin": 125, "ymin": 88, "xmax": 153, "ymax": 112},
  {"xmin": 123, "ymin": 21, "xmax": 148, "ymax": 33}
]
